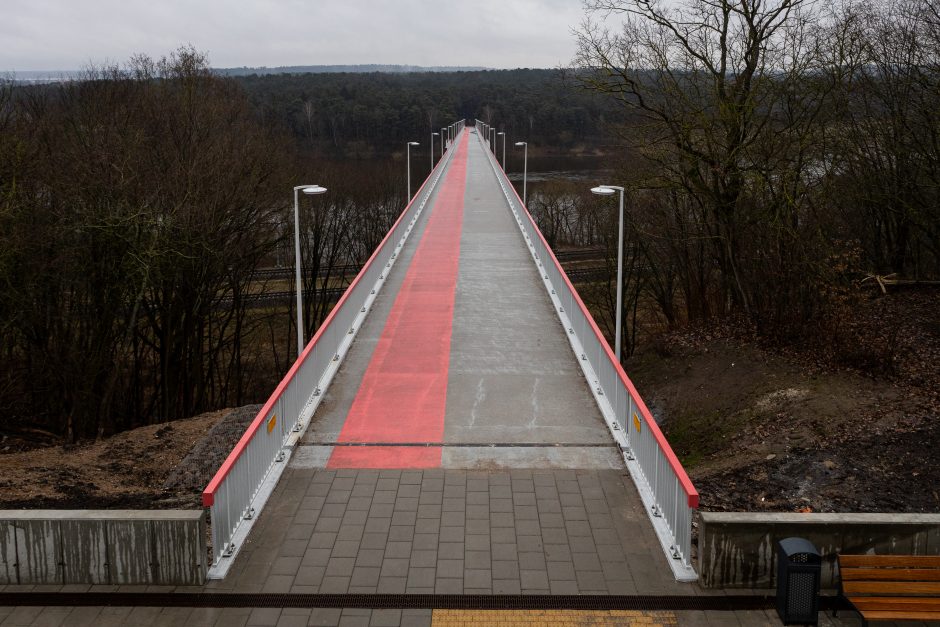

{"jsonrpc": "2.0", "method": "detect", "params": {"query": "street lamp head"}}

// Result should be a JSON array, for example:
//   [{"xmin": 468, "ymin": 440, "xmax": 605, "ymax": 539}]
[
  {"xmin": 295, "ymin": 184, "xmax": 327, "ymax": 194},
  {"xmin": 408, "ymin": 142, "xmax": 420, "ymax": 146},
  {"xmin": 432, "ymin": 132, "xmax": 439, "ymax": 136},
  {"xmin": 497, "ymin": 132, "xmax": 505, "ymax": 136},
  {"xmin": 515, "ymin": 141, "xmax": 526, "ymax": 147},
  {"xmin": 591, "ymin": 186, "xmax": 616, "ymax": 196}
]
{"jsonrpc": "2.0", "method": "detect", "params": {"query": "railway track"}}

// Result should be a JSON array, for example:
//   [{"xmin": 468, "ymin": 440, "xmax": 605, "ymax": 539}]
[
  {"xmin": 555, "ymin": 248, "xmax": 606, "ymax": 262},
  {"xmin": 239, "ymin": 249, "xmax": 613, "ymax": 307},
  {"xmin": 250, "ymin": 249, "xmax": 608, "ymax": 283},
  {"xmin": 236, "ymin": 268, "xmax": 611, "ymax": 308},
  {"xmin": 251, "ymin": 264, "xmax": 362, "ymax": 281},
  {"xmin": 221, "ymin": 287, "xmax": 348, "ymax": 309}
]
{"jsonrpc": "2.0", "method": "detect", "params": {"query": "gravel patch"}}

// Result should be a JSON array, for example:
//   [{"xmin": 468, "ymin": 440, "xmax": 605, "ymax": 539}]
[{"xmin": 160, "ymin": 404, "xmax": 263, "ymax": 506}]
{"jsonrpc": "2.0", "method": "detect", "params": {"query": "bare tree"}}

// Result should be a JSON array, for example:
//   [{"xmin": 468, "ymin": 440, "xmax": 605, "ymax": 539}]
[
  {"xmin": 824, "ymin": 0, "xmax": 940, "ymax": 277},
  {"xmin": 574, "ymin": 0, "xmax": 843, "ymax": 335},
  {"xmin": 0, "ymin": 48, "xmax": 291, "ymax": 439}
]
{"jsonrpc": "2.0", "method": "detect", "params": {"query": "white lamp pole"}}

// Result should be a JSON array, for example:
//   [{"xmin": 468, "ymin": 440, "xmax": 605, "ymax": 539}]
[
  {"xmin": 440, "ymin": 127, "xmax": 446, "ymax": 155},
  {"xmin": 406, "ymin": 141, "xmax": 419, "ymax": 201},
  {"xmin": 431, "ymin": 132, "xmax": 439, "ymax": 171},
  {"xmin": 497, "ymin": 132, "xmax": 506, "ymax": 170},
  {"xmin": 490, "ymin": 128, "xmax": 495, "ymax": 153},
  {"xmin": 515, "ymin": 141, "xmax": 528, "ymax": 205},
  {"xmin": 590, "ymin": 185, "xmax": 626, "ymax": 363},
  {"xmin": 292, "ymin": 184, "xmax": 328, "ymax": 358}
]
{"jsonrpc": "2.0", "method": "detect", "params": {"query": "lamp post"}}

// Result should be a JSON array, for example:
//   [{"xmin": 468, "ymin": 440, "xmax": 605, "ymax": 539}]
[
  {"xmin": 497, "ymin": 132, "xmax": 506, "ymax": 170},
  {"xmin": 440, "ymin": 127, "xmax": 446, "ymax": 155},
  {"xmin": 431, "ymin": 132, "xmax": 439, "ymax": 171},
  {"xmin": 590, "ymin": 185, "xmax": 626, "ymax": 363},
  {"xmin": 406, "ymin": 141, "xmax": 419, "ymax": 201},
  {"xmin": 490, "ymin": 128, "xmax": 496, "ymax": 153},
  {"xmin": 292, "ymin": 184, "xmax": 328, "ymax": 358},
  {"xmin": 515, "ymin": 141, "xmax": 528, "ymax": 205}
]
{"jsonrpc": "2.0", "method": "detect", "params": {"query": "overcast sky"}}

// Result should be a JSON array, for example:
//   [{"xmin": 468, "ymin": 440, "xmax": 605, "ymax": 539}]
[{"xmin": 2, "ymin": 0, "xmax": 590, "ymax": 71}]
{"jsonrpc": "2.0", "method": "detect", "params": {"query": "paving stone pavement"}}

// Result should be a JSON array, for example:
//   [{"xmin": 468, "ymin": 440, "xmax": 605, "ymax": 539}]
[
  {"xmin": 204, "ymin": 468, "xmax": 687, "ymax": 597},
  {"xmin": 0, "ymin": 603, "xmax": 891, "ymax": 626}
]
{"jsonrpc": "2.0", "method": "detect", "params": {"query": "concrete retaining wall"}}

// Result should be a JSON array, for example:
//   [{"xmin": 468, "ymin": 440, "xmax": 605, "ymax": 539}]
[
  {"xmin": 0, "ymin": 510, "xmax": 207, "ymax": 585},
  {"xmin": 699, "ymin": 512, "xmax": 940, "ymax": 589}
]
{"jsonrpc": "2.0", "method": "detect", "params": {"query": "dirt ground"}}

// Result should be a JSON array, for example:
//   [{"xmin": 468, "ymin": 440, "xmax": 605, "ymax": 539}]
[
  {"xmin": 0, "ymin": 287, "xmax": 936, "ymax": 516},
  {"xmin": 627, "ymin": 287, "xmax": 940, "ymax": 513},
  {"xmin": 0, "ymin": 405, "xmax": 260, "ymax": 510}
]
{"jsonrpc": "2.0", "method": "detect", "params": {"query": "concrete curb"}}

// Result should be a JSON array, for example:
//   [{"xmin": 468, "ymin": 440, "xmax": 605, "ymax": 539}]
[
  {"xmin": 0, "ymin": 510, "xmax": 206, "ymax": 586},
  {"xmin": 699, "ymin": 511, "xmax": 940, "ymax": 588}
]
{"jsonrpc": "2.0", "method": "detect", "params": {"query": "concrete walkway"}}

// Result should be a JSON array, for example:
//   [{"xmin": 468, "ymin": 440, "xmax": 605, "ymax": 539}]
[
  {"xmin": 208, "ymin": 469, "xmax": 682, "ymax": 597},
  {"xmin": 0, "ymin": 603, "xmax": 862, "ymax": 626},
  {"xmin": 296, "ymin": 131, "xmax": 619, "ymax": 471}
]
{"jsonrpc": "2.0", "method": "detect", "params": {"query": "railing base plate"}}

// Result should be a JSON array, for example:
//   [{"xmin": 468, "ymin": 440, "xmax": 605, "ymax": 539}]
[{"xmin": 208, "ymin": 446, "xmax": 294, "ymax": 580}]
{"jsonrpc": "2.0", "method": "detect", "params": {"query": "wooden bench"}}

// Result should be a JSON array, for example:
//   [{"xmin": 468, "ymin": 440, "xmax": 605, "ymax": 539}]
[{"xmin": 837, "ymin": 554, "xmax": 940, "ymax": 625}]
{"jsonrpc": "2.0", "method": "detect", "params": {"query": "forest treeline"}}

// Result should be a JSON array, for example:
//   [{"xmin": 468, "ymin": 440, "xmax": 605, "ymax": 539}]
[
  {"xmin": 233, "ymin": 68, "xmax": 622, "ymax": 156},
  {"xmin": 2, "ymin": 0, "xmax": 939, "ymax": 443},
  {"xmin": 218, "ymin": 65, "xmax": 488, "ymax": 76}
]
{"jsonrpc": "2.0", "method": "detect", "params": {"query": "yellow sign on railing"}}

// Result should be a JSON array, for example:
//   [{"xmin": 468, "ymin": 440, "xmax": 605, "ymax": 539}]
[
  {"xmin": 267, "ymin": 414, "xmax": 277, "ymax": 434},
  {"xmin": 633, "ymin": 412, "xmax": 642, "ymax": 433}
]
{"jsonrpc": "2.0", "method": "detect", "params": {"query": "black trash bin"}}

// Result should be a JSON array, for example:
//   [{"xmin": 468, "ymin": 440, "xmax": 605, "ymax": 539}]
[{"xmin": 776, "ymin": 537, "xmax": 821, "ymax": 625}]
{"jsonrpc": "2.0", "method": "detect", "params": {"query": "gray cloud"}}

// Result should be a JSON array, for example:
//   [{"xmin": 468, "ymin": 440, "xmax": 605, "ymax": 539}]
[{"xmin": 1, "ymin": 0, "xmax": 587, "ymax": 71}]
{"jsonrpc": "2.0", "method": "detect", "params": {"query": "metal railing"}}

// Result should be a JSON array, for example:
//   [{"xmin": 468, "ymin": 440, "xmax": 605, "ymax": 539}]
[
  {"xmin": 475, "ymin": 132, "xmax": 700, "ymax": 580},
  {"xmin": 202, "ymin": 123, "xmax": 466, "ymax": 572}
]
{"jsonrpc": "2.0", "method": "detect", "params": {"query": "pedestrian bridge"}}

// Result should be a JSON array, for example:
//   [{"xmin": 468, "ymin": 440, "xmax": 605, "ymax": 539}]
[{"xmin": 202, "ymin": 121, "xmax": 700, "ymax": 594}]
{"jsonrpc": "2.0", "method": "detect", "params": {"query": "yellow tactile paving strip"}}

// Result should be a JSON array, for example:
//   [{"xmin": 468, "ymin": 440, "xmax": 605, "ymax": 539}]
[{"xmin": 432, "ymin": 609, "xmax": 679, "ymax": 626}]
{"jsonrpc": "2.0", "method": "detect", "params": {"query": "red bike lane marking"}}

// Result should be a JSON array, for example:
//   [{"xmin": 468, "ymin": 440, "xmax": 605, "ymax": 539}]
[{"xmin": 327, "ymin": 134, "xmax": 468, "ymax": 468}]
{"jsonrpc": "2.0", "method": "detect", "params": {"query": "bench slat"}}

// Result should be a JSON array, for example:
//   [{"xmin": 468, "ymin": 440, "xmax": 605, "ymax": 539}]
[
  {"xmin": 839, "ymin": 555, "xmax": 940, "ymax": 568},
  {"xmin": 843, "ymin": 581, "xmax": 940, "ymax": 595},
  {"xmin": 859, "ymin": 610, "xmax": 940, "ymax": 621},
  {"xmin": 851, "ymin": 597, "xmax": 940, "ymax": 612},
  {"xmin": 841, "ymin": 567, "xmax": 940, "ymax": 582}
]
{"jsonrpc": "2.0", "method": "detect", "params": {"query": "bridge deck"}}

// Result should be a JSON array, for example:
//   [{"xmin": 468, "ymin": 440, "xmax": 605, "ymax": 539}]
[
  {"xmin": 295, "ymin": 128, "xmax": 618, "ymax": 470},
  {"xmin": 197, "ymin": 131, "xmax": 694, "ymax": 602}
]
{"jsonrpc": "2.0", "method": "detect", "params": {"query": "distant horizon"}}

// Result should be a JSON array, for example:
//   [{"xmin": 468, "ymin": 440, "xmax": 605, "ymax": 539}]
[{"xmin": 3, "ymin": 64, "xmax": 562, "ymax": 78}]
